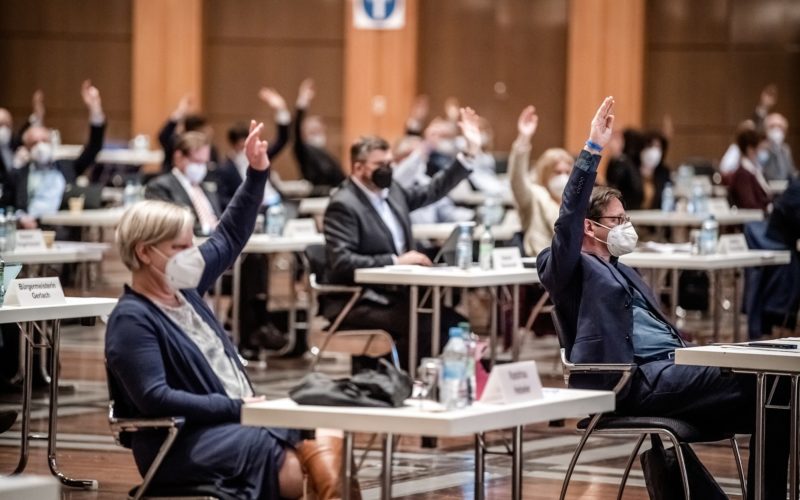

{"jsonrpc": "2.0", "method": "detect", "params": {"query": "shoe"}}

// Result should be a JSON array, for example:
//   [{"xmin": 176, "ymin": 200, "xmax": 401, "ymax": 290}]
[
  {"xmin": 0, "ymin": 410, "xmax": 17, "ymax": 434},
  {"xmin": 296, "ymin": 436, "xmax": 361, "ymax": 500},
  {"xmin": 253, "ymin": 325, "xmax": 288, "ymax": 351}
]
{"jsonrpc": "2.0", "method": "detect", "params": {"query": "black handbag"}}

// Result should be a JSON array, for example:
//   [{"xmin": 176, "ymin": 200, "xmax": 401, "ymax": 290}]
[
  {"xmin": 289, "ymin": 359, "xmax": 413, "ymax": 408},
  {"xmin": 639, "ymin": 434, "xmax": 727, "ymax": 500}
]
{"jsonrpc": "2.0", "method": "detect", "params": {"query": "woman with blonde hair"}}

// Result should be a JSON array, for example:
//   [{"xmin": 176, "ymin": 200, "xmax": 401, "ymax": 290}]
[
  {"xmin": 508, "ymin": 105, "xmax": 574, "ymax": 256},
  {"xmin": 106, "ymin": 121, "xmax": 347, "ymax": 499}
]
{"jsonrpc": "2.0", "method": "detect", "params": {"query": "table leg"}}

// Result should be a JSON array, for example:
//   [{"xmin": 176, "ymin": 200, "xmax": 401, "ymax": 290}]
[
  {"xmin": 755, "ymin": 372, "xmax": 766, "ymax": 500},
  {"xmin": 790, "ymin": 375, "xmax": 798, "ymax": 500},
  {"xmin": 432, "ymin": 286, "xmax": 442, "ymax": 357},
  {"xmin": 490, "ymin": 286, "xmax": 498, "ymax": 369},
  {"xmin": 231, "ymin": 255, "xmax": 243, "ymax": 346},
  {"xmin": 281, "ymin": 254, "xmax": 298, "ymax": 356},
  {"xmin": 381, "ymin": 433, "xmax": 394, "ymax": 500},
  {"xmin": 475, "ymin": 433, "xmax": 485, "ymax": 500},
  {"xmin": 733, "ymin": 268, "xmax": 741, "ymax": 342},
  {"xmin": 409, "ymin": 285, "xmax": 419, "ymax": 379},
  {"xmin": 511, "ymin": 284, "xmax": 520, "ymax": 362},
  {"xmin": 512, "ymin": 426, "xmax": 523, "ymax": 500},
  {"xmin": 46, "ymin": 320, "xmax": 97, "ymax": 489},
  {"xmin": 342, "ymin": 431, "xmax": 354, "ymax": 500},
  {"xmin": 712, "ymin": 270, "xmax": 721, "ymax": 343},
  {"xmin": 13, "ymin": 322, "xmax": 33, "ymax": 474},
  {"xmin": 670, "ymin": 268, "xmax": 679, "ymax": 322}
]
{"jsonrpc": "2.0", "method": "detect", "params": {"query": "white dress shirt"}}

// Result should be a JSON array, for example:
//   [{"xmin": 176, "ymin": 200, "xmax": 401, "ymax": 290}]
[{"xmin": 351, "ymin": 176, "xmax": 407, "ymax": 255}]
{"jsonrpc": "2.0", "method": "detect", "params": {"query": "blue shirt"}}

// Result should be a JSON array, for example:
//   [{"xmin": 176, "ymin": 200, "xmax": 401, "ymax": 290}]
[
  {"xmin": 27, "ymin": 165, "xmax": 66, "ymax": 217},
  {"xmin": 629, "ymin": 286, "xmax": 683, "ymax": 363}
]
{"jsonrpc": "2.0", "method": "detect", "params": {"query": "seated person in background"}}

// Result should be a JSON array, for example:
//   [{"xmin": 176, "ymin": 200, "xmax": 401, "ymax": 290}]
[
  {"xmin": 4, "ymin": 80, "xmax": 105, "ymax": 227},
  {"xmin": 720, "ymin": 84, "xmax": 776, "ymax": 174},
  {"xmin": 107, "ymin": 121, "xmax": 348, "ymax": 500},
  {"xmin": 293, "ymin": 78, "xmax": 346, "ymax": 194},
  {"xmin": 0, "ymin": 108, "xmax": 18, "ymax": 187},
  {"xmin": 158, "ymin": 95, "xmax": 220, "ymax": 174},
  {"xmin": 508, "ymin": 105, "xmax": 574, "ymax": 256},
  {"xmin": 323, "ymin": 108, "xmax": 484, "ymax": 370},
  {"xmin": 605, "ymin": 129, "xmax": 671, "ymax": 210},
  {"xmin": 761, "ymin": 112, "xmax": 796, "ymax": 181},
  {"xmin": 216, "ymin": 87, "xmax": 291, "ymax": 211},
  {"xmin": 537, "ymin": 96, "xmax": 789, "ymax": 499},
  {"xmin": 604, "ymin": 128, "xmax": 644, "ymax": 208},
  {"xmin": 725, "ymin": 128, "xmax": 771, "ymax": 211}
]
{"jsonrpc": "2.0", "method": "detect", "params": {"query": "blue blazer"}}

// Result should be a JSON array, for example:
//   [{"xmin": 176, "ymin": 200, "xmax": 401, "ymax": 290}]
[{"xmin": 536, "ymin": 150, "xmax": 682, "ymax": 394}]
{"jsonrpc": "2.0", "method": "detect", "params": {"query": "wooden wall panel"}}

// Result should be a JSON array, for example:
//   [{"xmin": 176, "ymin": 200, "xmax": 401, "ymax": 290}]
[
  {"xmin": 0, "ymin": 0, "xmax": 132, "ymax": 145},
  {"xmin": 203, "ymin": 0, "xmax": 344, "ymax": 180},
  {"xmin": 644, "ymin": 0, "xmax": 800, "ymax": 166},
  {"xmin": 419, "ymin": 0, "xmax": 568, "ymax": 156}
]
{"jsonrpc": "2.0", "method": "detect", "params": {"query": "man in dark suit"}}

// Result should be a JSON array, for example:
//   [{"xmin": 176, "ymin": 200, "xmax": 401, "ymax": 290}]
[
  {"xmin": 0, "ymin": 108, "xmax": 16, "ymax": 189},
  {"xmin": 537, "ymin": 97, "xmax": 789, "ymax": 499},
  {"xmin": 157, "ymin": 95, "xmax": 220, "ymax": 175},
  {"xmin": 323, "ymin": 107, "xmax": 483, "ymax": 370},
  {"xmin": 4, "ymin": 80, "xmax": 105, "ymax": 227}
]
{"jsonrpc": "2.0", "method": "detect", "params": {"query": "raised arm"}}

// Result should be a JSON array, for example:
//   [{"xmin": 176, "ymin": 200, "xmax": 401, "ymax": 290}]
[
  {"xmin": 508, "ymin": 105, "xmax": 539, "ymax": 214},
  {"xmin": 196, "ymin": 120, "xmax": 269, "ymax": 294},
  {"xmin": 73, "ymin": 80, "xmax": 106, "ymax": 177},
  {"xmin": 258, "ymin": 87, "xmax": 291, "ymax": 158},
  {"xmin": 537, "ymin": 97, "xmax": 614, "ymax": 297}
]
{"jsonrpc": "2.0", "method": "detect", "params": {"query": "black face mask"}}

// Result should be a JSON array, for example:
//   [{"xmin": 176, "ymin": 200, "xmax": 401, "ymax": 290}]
[{"xmin": 371, "ymin": 163, "xmax": 393, "ymax": 189}]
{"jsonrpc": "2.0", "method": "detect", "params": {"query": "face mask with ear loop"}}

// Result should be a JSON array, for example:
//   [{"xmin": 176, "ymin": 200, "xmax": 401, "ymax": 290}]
[
  {"xmin": 589, "ymin": 220, "xmax": 639, "ymax": 257},
  {"xmin": 150, "ymin": 246, "xmax": 206, "ymax": 290}
]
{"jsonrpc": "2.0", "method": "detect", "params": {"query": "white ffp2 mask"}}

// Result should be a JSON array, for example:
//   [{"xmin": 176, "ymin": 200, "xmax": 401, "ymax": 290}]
[
  {"xmin": 153, "ymin": 246, "xmax": 205, "ymax": 290},
  {"xmin": 591, "ymin": 220, "xmax": 639, "ymax": 257}
]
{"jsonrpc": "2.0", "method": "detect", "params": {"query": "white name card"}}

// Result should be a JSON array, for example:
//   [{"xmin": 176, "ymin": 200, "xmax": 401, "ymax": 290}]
[
  {"xmin": 15, "ymin": 230, "xmax": 46, "ymax": 251},
  {"xmin": 718, "ymin": 233, "xmax": 749, "ymax": 254},
  {"xmin": 491, "ymin": 247, "xmax": 523, "ymax": 270},
  {"xmin": 282, "ymin": 218, "xmax": 319, "ymax": 237},
  {"xmin": 480, "ymin": 361, "xmax": 543, "ymax": 404},
  {"xmin": 708, "ymin": 198, "xmax": 730, "ymax": 215},
  {"xmin": 3, "ymin": 277, "xmax": 66, "ymax": 307}
]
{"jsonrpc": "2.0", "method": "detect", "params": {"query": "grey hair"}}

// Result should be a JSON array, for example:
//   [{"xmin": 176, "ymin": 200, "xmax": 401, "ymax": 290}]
[{"xmin": 115, "ymin": 200, "xmax": 194, "ymax": 271}]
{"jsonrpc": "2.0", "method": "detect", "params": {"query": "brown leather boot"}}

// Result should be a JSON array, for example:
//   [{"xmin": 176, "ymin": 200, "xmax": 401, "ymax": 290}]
[{"xmin": 295, "ymin": 436, "xmax": 361, "ymax": 500}]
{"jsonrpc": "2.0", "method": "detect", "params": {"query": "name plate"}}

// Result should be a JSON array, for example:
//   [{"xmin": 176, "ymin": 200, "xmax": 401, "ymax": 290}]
[
  {"xmin": 717, "ymin": 233, "xmax": 749, "ymax": 254},
  {"xmin": 707, "ymin": 198, "xmax": 730, "ymax": 215},
  {"xmin": 15, "ymin": 230, "xmax": 46, "ymax": 251},
  {"xmin": 3, "ymin": 277, "xmax": 66, "ymax": 307},
  {"xmin": 480, "ymin": 361, "xmax": 543, "ymax": 404},
  {"xmin": 283, "ymin": 218, "xmax": 319, "ymax": 237},
  {"xmin": 491, "ymin": 247, "xmax": 523, "ymax": 270}
]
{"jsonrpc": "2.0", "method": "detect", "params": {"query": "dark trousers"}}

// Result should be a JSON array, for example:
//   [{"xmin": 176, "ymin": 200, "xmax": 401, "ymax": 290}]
[
  {"xmin": 237, "ymin": 254, "xmax": 270, "ymax": 349},
  {"xmin": 333, "ymin": 295, "xmax": 467, "ymax": 372},
  {"xmin": 621, "ymin": 360, "xmax": 790, "ymax": 500}
]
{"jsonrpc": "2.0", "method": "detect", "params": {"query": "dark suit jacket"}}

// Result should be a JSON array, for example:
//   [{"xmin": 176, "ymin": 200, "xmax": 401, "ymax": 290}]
[
  {"xmin": 323, "ymin": 158, "xmax": 470, "ymax": 309},
  {"xmin": 157, "ymin": 119, "xmax": 220, "ymax": 173},
  {"xmin": 144, "ymin": 171, "xmax": 221, "ymax": 236},
  {"xmin": 606, "ymin": 155, "xmax": 671, "ymax": 210},
  {"xmin": 293, "ymin": 108, "xmax": 345, "ymax": 191},
  {"xmin": 537, "ymin": 151, "xmax": 683, "ymax": 395},
  {"xmin": 216, "ymin": 122, "xmax": 290, "ymax": 211},
  {"xmin": 5, "ymin": 122, "xmax": 105, "ymax": 212},
  {"xmin": 766, "ymin": 175, "xmax": 800, "ymax": 247}
]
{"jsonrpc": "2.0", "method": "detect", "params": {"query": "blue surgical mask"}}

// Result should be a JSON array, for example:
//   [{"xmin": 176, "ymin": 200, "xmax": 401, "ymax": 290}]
[{"xmin": 756, "ymin": 149, "xmax": 770, "ymax": 165}]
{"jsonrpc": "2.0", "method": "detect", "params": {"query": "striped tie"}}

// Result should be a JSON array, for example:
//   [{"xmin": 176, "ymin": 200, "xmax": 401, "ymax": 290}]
[{"xmin": 187, "ymin": 184, "xmax": 219, "ymax": 234}]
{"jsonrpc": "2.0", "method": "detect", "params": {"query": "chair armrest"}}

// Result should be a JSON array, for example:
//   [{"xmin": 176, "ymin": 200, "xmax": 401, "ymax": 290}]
[
  {"xmin": 559, "ymin": 348, "xmax": 636, "ymax": 394},
  {"xmin": 110, "ymin": 416, "xmax": 185, "ymax": 433}
]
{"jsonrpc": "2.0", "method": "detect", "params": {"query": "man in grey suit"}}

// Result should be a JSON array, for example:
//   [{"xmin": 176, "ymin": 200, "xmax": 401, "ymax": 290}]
[
  {"xmin": 761, "ymin": 112, "xmax": 796, "ymax": 181},
  {"xmin": 323, "ymin": 107, "xmax": 483, "ymax": 369}
]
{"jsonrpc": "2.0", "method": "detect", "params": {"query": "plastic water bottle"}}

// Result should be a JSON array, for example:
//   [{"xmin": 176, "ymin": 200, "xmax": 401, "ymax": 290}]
[
  {"xmin": 0, "ymin": 258, "xmax": 5, "ymax": 305},
  {"xmin": 455, "ymin": 223, "xmax": 472, "ymax": 270},
  {"xmin": 660, "ymin": 182, "xmax": 675, "ymax": 212},
  {"xmin": 699, "ymin": 214, "xmax": 719, "ymax": 255},
  {"xmin": 459, "ymin": 322, "xmax": 477, "ymax": 404},
  {"xmin": 123, "ymin": 181, "xmax": 138, "ymax": 207},
  {"xmin": 439, "ymin": 327, "xmax": 469, "ymax": 410},
  {"xmin": 0, "ymin": 208, "xmax": 6, "ymax": 253},
  {"xmin": 478, "ymin": 225, "xmax": 494, "ymax": 270},
  {"xmin": 266, "ymin": 202, "xmax": 286, "ymax": 236},
  {"xmin": 5, "ymin": 208, "xmax": 15, "ymax": 252},
  {"xmin": 689, "ymin": 181, "xmax": 706, "ymax": 215}
]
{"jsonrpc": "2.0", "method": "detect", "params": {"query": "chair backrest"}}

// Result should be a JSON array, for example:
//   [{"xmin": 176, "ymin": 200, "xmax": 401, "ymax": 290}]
[
  {"xmin": 550, "ymin": 308, "xmax": 574, "ymax": 360},
  {"xmin": 308, "ymin": 329, "xmax": 400, "ymax": 369},
  {"xmin": 304, "ymin": 243, "xmax": 328, "ymax": 284}
]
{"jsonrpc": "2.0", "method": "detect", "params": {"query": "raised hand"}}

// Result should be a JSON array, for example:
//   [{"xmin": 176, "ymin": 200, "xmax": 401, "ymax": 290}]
[
  {"xmin": 171, "ymin": 94, "xmax": 193, "ymax": 121},
  {"xmin": 81, "ymin": 80, "xmax": 103, "ymax": 116},
  {"xmin": 517, "ymin": 105, "xmax": 539, "ymax": 141},
  {"xmin": 458, "ymin": 107, "xmax": 482, "ymax": 156},
  {"xmin": 245, "ymin": 120, "xmax": 270, "ymax": 171},
  {"xmin": 759, "ymin": 84, "xmax": 778, "ymax": 111},
  {"xmin": 258, "ymin": 87, "xmax": 287, "ymax": 112},
  {"xmin": 31, "ymin": 89, "xmax": 45, "ymax": 124},
  {"xmin": 444, "ymin": 96, "xmax": 460, "ymax": 122},
  {"xmin": 409, "ymin": 95, "xmax": 429, "ymax": 123},
  {"xmin": 296, "ymin": 78, "xmax": 316, "ymax": 108},
  {"xmin": 588, "ymin": 96, "xmax": 615, "ymax": 150}
]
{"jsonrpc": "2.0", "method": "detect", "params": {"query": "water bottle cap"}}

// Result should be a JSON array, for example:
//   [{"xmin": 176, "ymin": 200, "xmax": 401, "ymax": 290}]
[{"xmin": 449, "ymin": 327, "xmax": 463, "ymax": 338}]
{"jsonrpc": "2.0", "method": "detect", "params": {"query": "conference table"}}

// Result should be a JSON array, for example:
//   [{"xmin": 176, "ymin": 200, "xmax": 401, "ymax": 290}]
[
  {"xmin": 628, "ymin": 209, "xmax": 765, "ymax": 243},
  {"xmin": 242, "ymin": 388, "xmax": 615, "ymax": 500},
  {"xmin": 676, "ymin": 343, "xmax": 800, "ymax": 500},
  {"xmin": 39, "ymin": 208, "xmax": 125, "ymax": 229},
  {"xmin": 410, "ymin": 220, "xmax": 521, "ymax": 242},
  {"xmin": 355, "ymin": 265, "xmax": 540, "ymax": 377},
  {"xmin": 1, "ymin": 242, "xmax": 110, "ymax": 290},
  {"xmin": 0, "ymin": 297, "xmax": 118, "ymax": 489},
  {"xmin": 55, "ymin": 144, "xmax": 163, "ymax": 166},
  {"xmin": 620, "ymin": 250, "xmax": 791, "ymax": 343}
]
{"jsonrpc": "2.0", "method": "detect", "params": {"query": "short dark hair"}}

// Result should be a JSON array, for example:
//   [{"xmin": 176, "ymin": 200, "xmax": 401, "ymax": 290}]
[
  {"xmin": 184, "ymin": 114, "xmax": 207, "ymax": 132},
  {"xmin": 736, "ymin": 128, "xmax": 764, "ymax": 156},
  {"xmin": 174, "ymin": 131, "xmax": 209, "ymax": 156},
  {"xmin": 227, "ymin": 122, "xmax": 250, "ymax": 145},
  {"xmin": 586, "ymin": 186, "xmax": 624, "ymax": 220},
  {"xmin": 350, "ymin": 136, "xmax": 390, "ymax": 167}
]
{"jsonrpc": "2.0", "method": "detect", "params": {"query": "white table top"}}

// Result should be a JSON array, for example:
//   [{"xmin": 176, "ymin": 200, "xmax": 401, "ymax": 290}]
[
  {"xmin": 39, "ymin": 208, "xmax": 125, "ymax": 227},
  {"xmin": 628, "ymin": 209, "xmax": 764, "ymax": 226},
  {"xmin": 276, "ymin": 179, "xmax": 313, "ymax": 199},
  {"xmin": 0, "ymin": 297, "xmax": 118, "ymax": 324},
  {"xmin": 298, "ymin": 197, "xmax": 330, "ymax": 216},
  {"xmin": 56, "ymin": 144, "xmax": 163, "ymax": 165},
  {"xmin": 0, "ymin": 475, "xmax": 59, "ymax": 499},
  {"xmin": 355, "ymin": 265, "xmax": 539, "ymax": 287},
  {"xmin": 768, "ymin": 180, "xmax": 788, "ymax": 195},
  {"xmin": 1, "ymin": 242, "xmax": 109, "ymax": 265},
  {"xmin": 675, "ymin": 344, "xmax": 800, "ymax": 375},
  {"xmin": 242, "ymin": 388, "xmax": 614, "ymax": 436},
  {"xmin": 411, "ymin": 222, "xmax": 521, "ymax": 242},
  {"xmin": 619, "ymin": 249, "xmax": 790, "ymax": 270},
  {"xmin": 241, "ymin": 233, "xmax": 325, "ymax": 253}
]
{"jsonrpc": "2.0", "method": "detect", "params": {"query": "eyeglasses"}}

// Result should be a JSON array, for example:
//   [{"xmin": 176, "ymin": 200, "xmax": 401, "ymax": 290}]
[{"xmin": 594, "ymin": 215, "xmax": 631, "ymax": 226}]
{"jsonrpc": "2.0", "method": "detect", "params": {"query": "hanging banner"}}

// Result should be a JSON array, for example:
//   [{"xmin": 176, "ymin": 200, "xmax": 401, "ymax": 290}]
[{"xmin": 353, "ymin": 0, "xmax": 406, "ymax": 30}]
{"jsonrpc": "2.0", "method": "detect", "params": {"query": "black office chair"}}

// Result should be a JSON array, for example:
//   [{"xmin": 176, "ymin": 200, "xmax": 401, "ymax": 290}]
[
  {"xmin": 106, "ymin": 368, "xmax": 238, "ymax": 500},
  {"xmin": 552, "ymin": 310, "xmax": 747, "ymax": 500}
]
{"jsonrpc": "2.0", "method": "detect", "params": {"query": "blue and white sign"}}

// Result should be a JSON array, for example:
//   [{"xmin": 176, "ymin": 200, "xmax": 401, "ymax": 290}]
[{"xmin": 353, "ymin": 0, "xmax": 406, "ymax": 30}]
